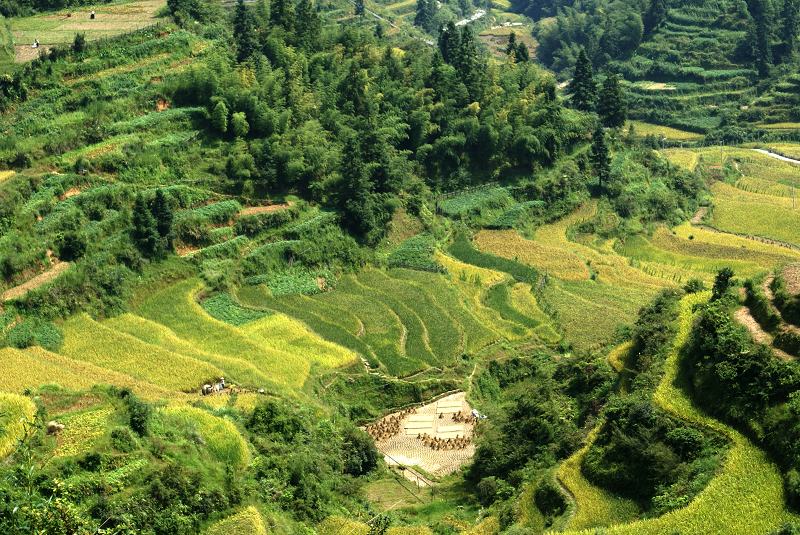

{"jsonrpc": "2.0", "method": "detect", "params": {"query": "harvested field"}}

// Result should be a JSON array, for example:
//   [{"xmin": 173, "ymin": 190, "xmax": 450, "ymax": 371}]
[
  {"xmin": 782, "ymin": 263, "xmax": 800, "ymax": 295},
  {"xmin": 11, "ymin": 0, "xmax": 166, "ymax": 57},
  {"xmin": 239, "ymin": 202, "xmax": 293, "ymax": 216},
  {"xmin": 1, "ymin": 261, "xmax": 70, "ymax": 301},
  {"xmin": 369, "ymin": 392, "xmax": 476, "ymax": 478}
]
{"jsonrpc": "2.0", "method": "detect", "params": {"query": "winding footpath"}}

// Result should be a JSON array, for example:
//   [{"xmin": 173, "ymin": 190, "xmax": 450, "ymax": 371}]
[{"xmin": 753, "ymin": 148, "xmax": 800, "ymax": 166}]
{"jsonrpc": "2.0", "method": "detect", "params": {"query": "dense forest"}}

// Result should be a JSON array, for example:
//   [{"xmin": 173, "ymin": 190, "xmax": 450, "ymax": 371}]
[{"xmin": 0, "ymin": 0, "xmax": 800, "ymax": 532}]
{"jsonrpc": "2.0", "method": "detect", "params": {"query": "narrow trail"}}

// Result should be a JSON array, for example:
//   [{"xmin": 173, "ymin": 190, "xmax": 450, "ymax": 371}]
[
  {"xmin": 1, "ymin": 261, "xmax": 71, "ymax": 302},
  {"xmin": 753, "ymin": 148, "xmax": 800, "ymax": 166}
]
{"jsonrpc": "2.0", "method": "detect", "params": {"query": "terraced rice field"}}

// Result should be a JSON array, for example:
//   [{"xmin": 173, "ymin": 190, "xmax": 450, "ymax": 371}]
[
  {"xmin": 710, "ymin": 182, "xmax": 800, "ymax": 246},
  {"xmin": 240, "ymin": 255, "xmax": 557, "ymax": 377},
  {"xmin": 474, "ymin": 203, "xmax": 667, "ymax": 352},
  {"xmin": 61, "ymin": 313, "xmax": 224, "ymax": 392},
  {"xmin": 136, "ymin": 279, "xmax": 311, "ymax": 388},
  {"xmin": 616, "ymin": 224, "xmax": 800, "ymax": 281},
  {"xmin": 660, "ymin": 146, "xmax": 800, "ymax": 248},
  {"xmin": 563, "ymin": 292, "xmax": 799, "ymax": 534},
  {"xmin": 0, "ymin": 346, "xmax": 181, "ymax": 400},
  {"xmin": 11, "ymin": 0, "xmax": 166, "ymax": 59},
  {"xmin": 627, "ymin": 121, "xmax": 704, "ymax": 141}
]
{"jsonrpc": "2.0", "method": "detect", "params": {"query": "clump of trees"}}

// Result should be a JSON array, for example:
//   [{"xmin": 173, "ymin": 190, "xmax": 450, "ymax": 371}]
[{"xmin": 685, "ymin": 275, "xmax": 800, "ymax": 507}]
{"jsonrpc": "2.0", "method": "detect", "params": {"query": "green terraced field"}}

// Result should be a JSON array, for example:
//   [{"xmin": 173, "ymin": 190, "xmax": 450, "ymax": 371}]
[
  {"xmin": 135, "ymin": 279, "xmax": 310, "ymax": 389},
  {"xmin": 61, "ymin": 313, "xmax": 223, "ymax": 392}
]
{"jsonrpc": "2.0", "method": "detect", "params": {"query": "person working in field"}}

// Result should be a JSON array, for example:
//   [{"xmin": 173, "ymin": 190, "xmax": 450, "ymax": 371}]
[{"xmin": 90, "ymin": 10, "xmax": 96, "ymax": 19}]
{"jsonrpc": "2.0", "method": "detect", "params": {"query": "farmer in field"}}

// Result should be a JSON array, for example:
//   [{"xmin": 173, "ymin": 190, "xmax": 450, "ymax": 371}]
[{"xmin": 90, "ymin": 10, "xmax": 96, "ymax": 19}]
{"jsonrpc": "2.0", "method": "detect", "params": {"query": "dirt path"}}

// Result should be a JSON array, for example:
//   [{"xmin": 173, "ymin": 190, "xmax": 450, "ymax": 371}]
[
  {"xmin": 753, "ymin": 148, "xmax": 800, "ymax": 166},
  {"xmin": 2, "ymin": 262, "xmax": 70, "ymax": 302},
  {"xmin": 734, "ymin": 306, "xmax": 795, "ymax": 360},
  {"xmin": 691, "ymin": 207, "xmax": 708, "ymax": 224}
]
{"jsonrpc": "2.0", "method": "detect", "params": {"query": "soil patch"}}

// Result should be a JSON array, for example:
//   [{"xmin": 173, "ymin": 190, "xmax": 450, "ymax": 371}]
[
  {"xmin": 239, "ymin": 202, "xmax": 292, "ymax": 216},
  {"xmin": 367, "ymin": 392, "xmax": 477, "ymax": 479}
]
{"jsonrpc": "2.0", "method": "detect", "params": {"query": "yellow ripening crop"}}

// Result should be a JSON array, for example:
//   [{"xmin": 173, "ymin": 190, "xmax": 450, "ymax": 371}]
[{"xmin": 0, "ymin": 393, "xmax": 36, "ymax": 458}]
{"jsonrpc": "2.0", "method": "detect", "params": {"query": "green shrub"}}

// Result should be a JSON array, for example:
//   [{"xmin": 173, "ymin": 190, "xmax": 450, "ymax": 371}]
[
  {"xmin": 744, "ymin": 279, "xmax": 782, "ymax": 332},
  {"xmin": 5, "ymin": 317, "xmax": 63, "ymax": 351},
  {"xmin": 387, "ymin": 234, "xmax": 445, "ymax": 273},
  {"xmin": 201, "ymin": 292, "xmax": 268, "ymax": 325}
]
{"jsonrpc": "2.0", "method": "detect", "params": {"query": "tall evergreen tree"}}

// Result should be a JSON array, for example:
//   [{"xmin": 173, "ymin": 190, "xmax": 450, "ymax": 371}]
[
  {"xmin": 597, "ymin": 73, "xmax": 627, "ymax": 128},
  {"xmin": 782, "ymin": 0, "xmax": 799, "ymax": 59},
  {"xmin": 505, "ymin": 31, "xmax": 517, "ymax": 55},
  {"xmin": 643, "ymin": 0, "xmax": 667, "ymax": 34},
  {"xmin": 414, "ymin": 0, "xmax": 435, "ymax": 32},
  {"xmin": 132, "ymin": 194, "xmax": 160, "ymax": 259},
  {"xmin": 590, "ymin": 126, "xmax": 611, "ymax": 190},
  {"xmin": 295, "ymin": 0, "xmax": 321, "ymax": 49},
  {"xmin": 514, "ymin": 42, "xmax": 529, "ymax": 62},
  {"xmin": 150, "ymin": 190, "xmax": 174, "ymax": 252},
  {"xmin": 438, "ymin": 21, "xmax": 460, "ymax": 64},
  {"xmin": 455, "ymin": 26, "xmax": 487, "ymax": 101},
  {"xmin": 748, "ymin": 0, "xmax": 773, "ymax": 77},
  {"xmin": 568, "ymin": 49, "xmax": 596, "ymax": 112},
  {"xmin": 355, "ymin": 0, "xmax": 365, "ymax": 16},
  {"xmin": 233, "ymin": 0, "xmax": 257, "ymax": 63},
  {"xmin": 270, "ymin": 0, "xmax": 294, "ymax": 31}
]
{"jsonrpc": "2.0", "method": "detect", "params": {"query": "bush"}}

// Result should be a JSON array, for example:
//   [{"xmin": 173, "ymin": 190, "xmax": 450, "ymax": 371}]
[
  {"xmin": 387, "ymin": 234, "xmax": 445, "ymax": 273},
  {"xmin": 534, "ymin": 480, "xmax": 567, "ymax": 520},
  {"xmin": 119, "ymin": 389, "xmax": 151, "ymax": 436},
  {"xmin": 5, "ymin": 317, "xmax": 63, "ymax": 351},
  {"xmin": 744, "ymin": 279, "xmax": 782, "ymax": 332}
]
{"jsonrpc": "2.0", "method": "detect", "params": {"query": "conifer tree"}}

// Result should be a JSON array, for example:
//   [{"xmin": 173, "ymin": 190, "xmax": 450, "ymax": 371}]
[
  {"xmin": 456, "ymin": 26, "xmax": 487, "ymax": 101},
  {"xmin": 414, "ymin": 0, "xmax": 435, "ymax": 32},
  {"xmin": 643, "ymin": 0, "xmax": 667, "ymax": 34},
  {"xmin": 211, "ymin": 100, "xmax": 228, "ymax": 133},
  {"xmin": 132, "ymin": 194, "xmax": 161, "ymax": 258},
  {"xmin": 233, "ymin": 0, "xmax": 257, "ymax": 63},
  {"xmin": 270, "ymin": 0, "xmax": 295, "ymax": 31},
  {"xmin": 150, "ymin": 190, "xmax": 174, "ymax": 252},
  {"xmin": 355, "ymin": 0, "xmax": 365, "ymax": 16},
  {"xmin": 295, "ymin": 0, "xmax": 321, "ymax": 49},
  {"xmin": 515, "ymin": 42, "xmax": 529, "ymax": 62},
  {"xmin": 590, "ymin": 126, "xmax": 611, "ymax": 190},
  {"xmin": 438, "ymin": 21, "xmax": 460, "ymax": 64},
  {"xmin": 568, "ymin": 49, "xmax": 596, "ymax": 112},
  {"xmin": 597, "ymin": 73, "xmax": 627, "ymax": 128},
  {"xmin": 505, "ymin": 32, "xmax": 517, "ymax": 55},
  {"xmin": 748, "ymin": 0, "xmax": 773, "ymax": 77},
  {"xmin": 782, "ymin": 0, "xmax": 799, "ymax": 58}
]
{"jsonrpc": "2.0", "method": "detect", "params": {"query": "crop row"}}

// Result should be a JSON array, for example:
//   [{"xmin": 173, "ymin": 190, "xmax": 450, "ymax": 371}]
[
  {"xmin": 61, "ymin": 313, "xmax": 224, "ymax": 392},
  {"xmin": 135, "ymin": 279, "xmax": 310, "ymax": 389}
]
